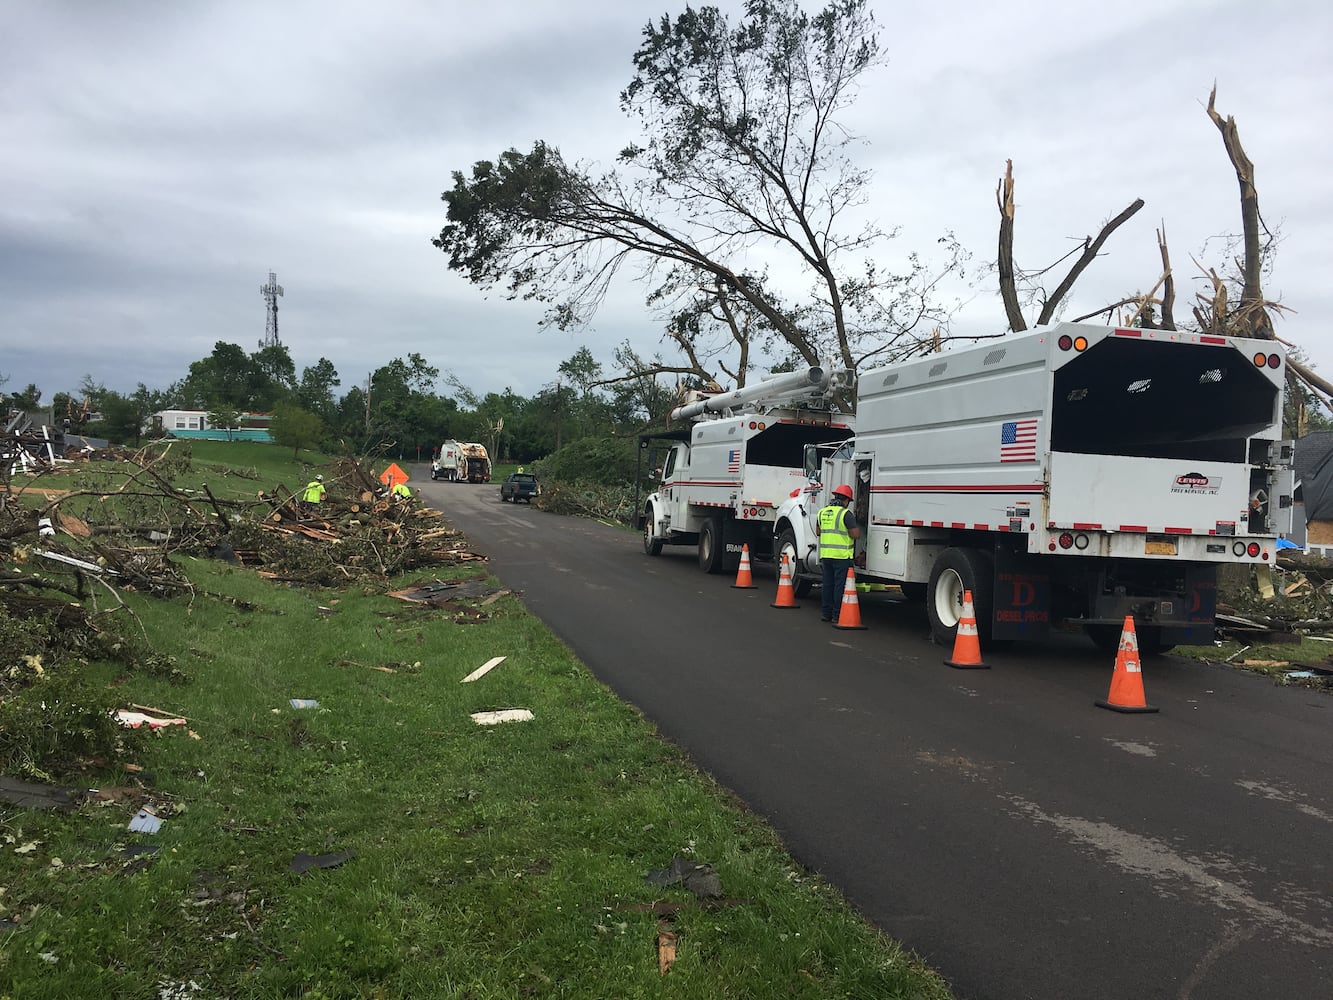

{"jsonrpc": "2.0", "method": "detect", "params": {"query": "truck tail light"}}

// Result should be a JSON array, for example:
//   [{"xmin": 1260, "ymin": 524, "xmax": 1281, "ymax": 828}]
[{"xmin": 1058, "ymin": 532, "xmax": 1074, "ymax": 549}]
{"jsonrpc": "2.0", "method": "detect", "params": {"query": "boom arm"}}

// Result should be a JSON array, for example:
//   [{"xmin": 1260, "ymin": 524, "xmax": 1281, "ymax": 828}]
[{"xmin": 669, "ymin": 366, "xmax": 853, "ymax": 422}]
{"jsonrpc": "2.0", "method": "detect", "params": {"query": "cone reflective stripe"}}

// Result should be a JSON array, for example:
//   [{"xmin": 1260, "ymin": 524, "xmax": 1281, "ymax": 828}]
[
  {"xmin": 1096, "ymin": 616, "xmax": 1159, "ymax": 713},
  {"xmin": 732, "ymin": 543, "xmax": 757, "ymax": 589},
  {"xmin": 834, "ymin": 567, "xmax": 867, "ymax": 630},
  {"xmin": 771, "ymin": 553, "xmax": 800, "ymax": 609},
  {"xmin": 944, "ymin": 589, "xmax": 989, "ymax": 669}
]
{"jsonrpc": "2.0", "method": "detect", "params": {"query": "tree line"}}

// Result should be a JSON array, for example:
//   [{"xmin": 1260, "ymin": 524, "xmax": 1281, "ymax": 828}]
[{"xmin": 1, "ymin": 339, "xmax": 688, "ymax": 469}]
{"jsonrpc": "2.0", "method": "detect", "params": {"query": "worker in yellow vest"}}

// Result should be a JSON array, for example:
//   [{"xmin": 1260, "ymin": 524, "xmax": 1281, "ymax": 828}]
[
  {"xmin": 301, "ymin": 475, "xmax": 327, "ymax": 512},
  {"xmin": 815, "ymin": 483, "xmax": 861, "ymax": 623},
  {"xmin": 391, "ymin": 481, "xmax": 413, "ymax": 502}
]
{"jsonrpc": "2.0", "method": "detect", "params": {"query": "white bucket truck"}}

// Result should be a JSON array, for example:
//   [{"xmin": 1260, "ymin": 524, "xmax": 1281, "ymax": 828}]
[
  {"xmin": 773, "ymin": 322, "xmax": 1293, "ymax": 652},
  {"xmin": 639, "ymin": 366, "xmax": 854, "ymax": 574}
]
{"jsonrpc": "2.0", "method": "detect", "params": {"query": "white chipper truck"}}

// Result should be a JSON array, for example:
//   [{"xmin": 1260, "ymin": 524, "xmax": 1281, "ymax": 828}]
[
  {"xmin": 639, "ymin": 366, "xmax": 854, "ymax": 573},
  {"xmin": 773, "ymin": 322, "xmax": 1294, "ymax": 653}
]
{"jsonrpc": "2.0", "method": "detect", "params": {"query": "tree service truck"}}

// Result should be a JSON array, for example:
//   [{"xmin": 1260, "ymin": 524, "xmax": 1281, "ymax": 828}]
[
  {"xmin": 772, "ymin": 322, "xmax": 1293, "ymax": 653},
  {"xmin": 639, "ymin": 366, "xmax": 854, "ymax": 574}
]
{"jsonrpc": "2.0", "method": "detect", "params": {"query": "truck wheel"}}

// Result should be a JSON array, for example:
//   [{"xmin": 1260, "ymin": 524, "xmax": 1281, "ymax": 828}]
[
  {"xmin": 643, "ymin": 507, "xmax": 663, "ymax": 556},
  {"xmin": 926, "ymin": 548, "xmax": 995, "ymax": 648},
  {"xmin": 698, "ymin": 518, "xmax": 724, "ymax": 574},
  {"xmin": 776, "ymin": 529, "xmax": 814, "ymax": 598}
]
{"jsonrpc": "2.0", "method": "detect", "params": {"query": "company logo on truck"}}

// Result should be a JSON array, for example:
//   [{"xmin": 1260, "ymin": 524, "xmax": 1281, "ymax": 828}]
[{"xmin": 1171, "ymin": 471, "xmax": 1221, "ymax": 495}]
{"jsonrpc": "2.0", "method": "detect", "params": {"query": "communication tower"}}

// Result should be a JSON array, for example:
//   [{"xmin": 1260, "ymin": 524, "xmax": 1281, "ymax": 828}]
[{"xmin": 259, "ymin": 270, "xmax": 284, "ymax": 349}]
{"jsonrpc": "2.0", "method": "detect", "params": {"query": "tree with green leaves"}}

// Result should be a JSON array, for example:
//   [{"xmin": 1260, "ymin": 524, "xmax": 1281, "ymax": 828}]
[
  {"xmin": 434, "ymin": 0, "xmax": 964, "ymax": 407},
  {"xmin": 297, "ymin": 358, "xmax": 341, "ymax": 421},
  {"xmin": 206, "ymin": 404, "xmax": 243, "ymax": 441},
  {"xmin": 269, "ymin": 402, "xmax": 326, "ymax": 460}
]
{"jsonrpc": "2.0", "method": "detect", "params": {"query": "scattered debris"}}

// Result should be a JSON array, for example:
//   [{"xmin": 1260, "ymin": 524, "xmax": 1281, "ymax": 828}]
[
  {"xmin": 470, "ymin": 709, "xmax": 534, "ymax": 725},
  {"xmin": 290, "ymin": 849, "xmax": 355, "ymax": 874},
  {"xmin": 129, "ymin": 808, "xmax": 162, "ymax": 834},
  {"xmin": 0, "ymin": 776, "xmax": 83, "ymax": 812},
  {"xmin": 462, "ymin": 656, "xmax": 506, "ymax": 683},
  {"xmin": 645, "ymin": 856, "xmax": 723, "ymax": 899},
  {"xmin": 116, "ymin": 709, "xmax": 188, "ymax": 729},
  {"xmin": 657, "ymin": 919, "xmax": 677, "ymax": 974},
  {"xmin": 289, "ymin": 699, "xmax": 319, "ymax": 710}
]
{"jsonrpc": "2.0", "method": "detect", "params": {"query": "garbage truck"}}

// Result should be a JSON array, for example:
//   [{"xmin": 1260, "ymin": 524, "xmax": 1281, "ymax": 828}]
[
  {"xmin": 460, "ymin": 442, "xmax": 492, "ymax": 484},
  {"xmin": 431, "ymin": 440, "xmax": 464, "ymax": 481},
  {"xmin": 771, "ymin": 322, "xmax": 1294, "ymax": 653}
]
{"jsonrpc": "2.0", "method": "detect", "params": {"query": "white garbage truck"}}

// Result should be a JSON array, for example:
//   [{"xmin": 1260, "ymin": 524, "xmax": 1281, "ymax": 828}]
[
  {"xmin": 638, "ymin": 366, "xmax": 854, "ymax": 574},
  {"xmin": 772, "ymin": 322, "xmax": 1294, "ymax": 652},
  {"xmin": 431, "ymin": 440, "xmax": 464, "ymax": 481}
]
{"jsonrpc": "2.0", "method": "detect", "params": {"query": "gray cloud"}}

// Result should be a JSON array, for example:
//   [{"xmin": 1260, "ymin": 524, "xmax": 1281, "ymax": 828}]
[{"xmin": 3, "ymin": 0, "xmax": 1330, "ymax": 407}]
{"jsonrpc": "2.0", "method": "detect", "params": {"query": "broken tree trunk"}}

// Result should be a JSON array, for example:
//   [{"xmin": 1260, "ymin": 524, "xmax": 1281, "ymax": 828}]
[
  {"xmin": 1206, "ymin": 85, "xmax": 1269, "ymax": 337},
  {"xmin": 995, "ymin": 159, "xmax": 1026, "ymax": 333}
]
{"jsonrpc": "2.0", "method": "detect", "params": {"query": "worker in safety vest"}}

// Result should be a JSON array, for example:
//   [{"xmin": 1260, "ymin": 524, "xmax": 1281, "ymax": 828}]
[
  {"xmin": 391, "ymin": 481, "xmax": 413, "ymax": 502},
  {"xmin": 815, "ymin": 483, "xmax": 861, "ymax": 623},
  {"xmin": 301, "ymin": 475, "xmax": 327, "ymax": 510}
]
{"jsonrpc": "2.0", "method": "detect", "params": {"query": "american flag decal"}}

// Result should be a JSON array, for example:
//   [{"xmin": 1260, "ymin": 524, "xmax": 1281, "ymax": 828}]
[
  {"xmin": 1000, "ymin": 419, "xmax": 1038, "ymax": 463},
  {"xmin": 727, "ymin": 448, "xmax": 741, "ymax": 473}
]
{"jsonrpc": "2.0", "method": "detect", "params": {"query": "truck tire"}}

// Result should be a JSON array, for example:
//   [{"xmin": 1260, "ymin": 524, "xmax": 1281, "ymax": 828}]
[
  {"xmin": 643, "ymin": 507, "xmax": 663, "ymax": 556},
  {"xmin": 776, "ymin": 528, "xmax": 814, "ymax": 598},
  {"xmin": 698, "ymin": 518, "xmax": 724, "ymax": 574},
  {"xmin": 926, "ymin": 548, "xmax": 995, "ymax": 648}
]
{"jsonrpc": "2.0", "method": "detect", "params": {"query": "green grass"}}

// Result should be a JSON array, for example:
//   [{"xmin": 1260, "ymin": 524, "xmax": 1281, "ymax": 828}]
[{"xmin": 0, "ymin": 445, "xmax": 953, "ymax": 999}]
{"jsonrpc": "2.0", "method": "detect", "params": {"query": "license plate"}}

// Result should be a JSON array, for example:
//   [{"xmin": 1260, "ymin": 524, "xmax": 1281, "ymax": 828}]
[{"xmin": 1145, "ymin": 539, "xmax": 1177, "ymax": 556}]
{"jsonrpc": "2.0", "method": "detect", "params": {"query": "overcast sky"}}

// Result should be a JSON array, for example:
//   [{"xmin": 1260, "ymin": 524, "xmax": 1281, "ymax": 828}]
[{"xmin": 3, "ymin": 0, "xmax": 1330, "ymax": 406}]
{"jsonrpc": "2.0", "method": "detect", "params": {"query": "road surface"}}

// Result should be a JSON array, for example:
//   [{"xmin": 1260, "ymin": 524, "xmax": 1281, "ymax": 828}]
[{"xmin": 419, "ymin": 472, "xmax": 1333, "ymax": 1000}]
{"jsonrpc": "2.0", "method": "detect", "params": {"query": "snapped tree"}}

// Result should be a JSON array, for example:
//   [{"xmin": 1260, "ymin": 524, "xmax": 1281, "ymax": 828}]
[{"xmin": 434, "ymin": 0, "xmax": 964, "ymax": 408}]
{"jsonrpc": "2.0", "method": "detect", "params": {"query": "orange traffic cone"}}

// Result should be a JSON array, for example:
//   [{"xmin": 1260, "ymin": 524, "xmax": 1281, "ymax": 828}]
[
  {"xmin": 771, "ymin": 553, "xmax": 800, "ymax": 609},
  {"xmin": 1096, "ymin": 616, "xmax": 1159, "ymax": 713},
  {"xmin": 833, "ymin": 567, "xmax": 867, "ymax": 630},
  {"xmin": 732, "ymin": 544, "xmax": 757, "ymax": 589},
  {"xmin": 944, "ymin": 589, "xmax": 989, "ymax": 669}
]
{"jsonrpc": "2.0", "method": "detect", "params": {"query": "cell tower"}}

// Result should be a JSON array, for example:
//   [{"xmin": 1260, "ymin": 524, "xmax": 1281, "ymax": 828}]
[{"xmin": 259, "ymin": 270, "xmax": 284, "ymax": 349}]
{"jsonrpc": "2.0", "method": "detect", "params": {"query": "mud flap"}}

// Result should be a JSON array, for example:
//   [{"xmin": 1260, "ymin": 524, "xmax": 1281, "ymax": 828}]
[{"xmin": 993, "ymin": 549, "xmax": 1052, "ymax": 641}]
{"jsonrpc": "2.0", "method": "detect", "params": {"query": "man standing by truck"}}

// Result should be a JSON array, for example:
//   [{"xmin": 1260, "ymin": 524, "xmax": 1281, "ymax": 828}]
[{"xmin": 816, "ymin": 484, "xmax": 860, "ymax": 622}]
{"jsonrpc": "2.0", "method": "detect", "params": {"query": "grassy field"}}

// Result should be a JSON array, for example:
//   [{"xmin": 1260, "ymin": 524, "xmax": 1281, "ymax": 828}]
[{"xmin": 0, "ymin": 442, "xmax": 954, "ymax": 999}]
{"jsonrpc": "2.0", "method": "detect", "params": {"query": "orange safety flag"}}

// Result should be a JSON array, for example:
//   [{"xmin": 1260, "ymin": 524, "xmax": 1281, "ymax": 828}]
[{"xmin": 379, "ymin": 463, "xmax": 409, "ymax": 488}]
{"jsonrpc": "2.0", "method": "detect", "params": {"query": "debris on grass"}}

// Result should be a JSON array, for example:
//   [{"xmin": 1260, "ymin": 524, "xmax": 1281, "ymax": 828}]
[
  {"xmin": 645, "ymin": 856, "xmax": 723, "ymax": 899},
  {"xmin": 116, "ymin": 709, "xmax": 188, "ymax": 729},
  {"xmin": 657, "ymin": 919, "xmax": 677, "ymax": 974},
  {"xmin": 0, "ymin": 775, "xmax": 83, "ymax": 811},
  {"xmin": 290, "ymin": 849, "xmax": 355, "ymax": 874},
  {"xmin": 470, "ymin": 709, "xmax": 533, "ymax": 725},
  {"xmin": 288, "ymin": 699, "xmax": 319, "ymax": 710},
  {"xmin": 129, "ymin": 808, "xmax": 162, "ymax": 834},
  {"xmin": 461, "ymin": 656, "xmax": 506, "ymax": 683}
]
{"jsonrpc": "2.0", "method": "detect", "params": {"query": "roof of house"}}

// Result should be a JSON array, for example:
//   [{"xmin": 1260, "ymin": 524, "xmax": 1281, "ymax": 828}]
[{"xmin": 1295, "ymin": 431, "xmax": 1333, "ymax": 520}]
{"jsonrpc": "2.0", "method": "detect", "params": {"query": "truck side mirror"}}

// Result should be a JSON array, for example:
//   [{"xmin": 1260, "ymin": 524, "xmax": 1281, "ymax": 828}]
[{"xmin": 803, "ymin": 445, "xmax": 821, "ymax": 482}]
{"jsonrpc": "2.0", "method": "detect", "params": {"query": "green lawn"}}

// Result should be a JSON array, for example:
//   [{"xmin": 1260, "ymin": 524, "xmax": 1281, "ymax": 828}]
[{"xmin": 0, "ymin": 443, "xmax": 953, "ymax": 999}]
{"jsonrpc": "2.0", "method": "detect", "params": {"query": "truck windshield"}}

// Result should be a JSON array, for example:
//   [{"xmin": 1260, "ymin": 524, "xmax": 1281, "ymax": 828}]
[{"xmin": 1051, "ymin": 338, "xmax": 1277, "ymax": 462}]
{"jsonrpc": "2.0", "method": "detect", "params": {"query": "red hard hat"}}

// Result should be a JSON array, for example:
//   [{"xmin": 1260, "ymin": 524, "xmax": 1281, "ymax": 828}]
[{"xmin": 832, "ymin": 484, "xmax": 854, "ymax": 500}]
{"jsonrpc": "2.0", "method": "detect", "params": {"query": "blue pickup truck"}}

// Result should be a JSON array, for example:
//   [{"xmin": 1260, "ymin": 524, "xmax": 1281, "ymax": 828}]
[{"xmin": 499, "ymin": 473, "xmax": 541, "ymax": 503}]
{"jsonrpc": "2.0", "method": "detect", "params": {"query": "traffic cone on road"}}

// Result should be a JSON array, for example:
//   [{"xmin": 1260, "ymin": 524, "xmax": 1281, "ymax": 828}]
[
  {"xmin": 833, "ymin": 568, "xmax": 867, "ymax": 630},
  {"xmin": 732, "ymin": 544, "xmax": 757, "ymax": 589},
  {"xmin": 771, "ymin": 554, "xmax": 800, "ymax": 609},
  {"xmin": 1096, "ymin": 617, "xmax": 1159, "ymax": 713},
  {"xmin": 944, "ymin": 590, "xmax": 989, "ymax": 669}
]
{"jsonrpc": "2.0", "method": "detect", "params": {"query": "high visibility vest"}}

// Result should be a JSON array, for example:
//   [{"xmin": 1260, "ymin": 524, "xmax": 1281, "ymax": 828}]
[
  {"xmin": 392, "ymin": 483, "xmax": 411, "ymax": 499},
  {"xmin": 818, "ymin": 504, "xmax": 853, "ymax": 560},
  {"xmin": 303, "ymin": 481, "xmax": 325, "ymax": 503}
]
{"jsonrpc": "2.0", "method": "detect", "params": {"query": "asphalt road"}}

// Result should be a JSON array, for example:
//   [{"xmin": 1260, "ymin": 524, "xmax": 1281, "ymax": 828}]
[{"xmin": 418, "ymin": 471, "xmax": 1332, "ymax": 1000}]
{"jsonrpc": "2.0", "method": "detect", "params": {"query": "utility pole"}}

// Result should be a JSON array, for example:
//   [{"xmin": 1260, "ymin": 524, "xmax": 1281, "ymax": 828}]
[{"xmin": 259, "ymin": 270, "xmax": 284, "ymax": 349}]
